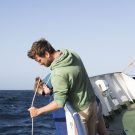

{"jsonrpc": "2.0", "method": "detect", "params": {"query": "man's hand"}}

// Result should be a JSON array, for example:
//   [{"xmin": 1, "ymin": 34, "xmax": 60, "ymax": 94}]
[
  {"xmin": 28, "ymin": 101, "xmax": 61, "ymax": 118},
  {"xmin": 28, "ymin": 107, "xmax": 40, "ymax": 118},
  {"xmin": 43, "ymin": 84, "xmax": 52, "ymax": 95}
]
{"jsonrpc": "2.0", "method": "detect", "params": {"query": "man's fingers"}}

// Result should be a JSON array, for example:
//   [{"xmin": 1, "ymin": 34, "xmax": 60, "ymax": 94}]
[
  {"xmin": 28, "ymin": 107, "xmax": 35, "ymax": 111},
  {"xmin": 28, "ymin": 107, "xmax": 38, "ymax": 118}
]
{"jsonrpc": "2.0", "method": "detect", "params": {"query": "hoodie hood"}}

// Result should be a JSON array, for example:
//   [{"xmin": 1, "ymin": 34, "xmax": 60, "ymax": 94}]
[{"xmin": 50, "ymin": 49, "xmax": 73, "ymax": 70}]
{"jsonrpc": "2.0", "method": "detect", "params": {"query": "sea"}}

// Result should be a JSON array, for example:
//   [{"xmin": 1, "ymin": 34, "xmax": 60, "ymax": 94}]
[{"xmin": 0, "ymin": 90, "xmax": 56, "ymax": 135}]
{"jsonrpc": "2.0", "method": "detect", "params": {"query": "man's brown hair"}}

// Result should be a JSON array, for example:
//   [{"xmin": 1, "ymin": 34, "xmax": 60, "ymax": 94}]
[{"xmin": 27, "ymin": 38, "xmax": 55, "ymax": 59}]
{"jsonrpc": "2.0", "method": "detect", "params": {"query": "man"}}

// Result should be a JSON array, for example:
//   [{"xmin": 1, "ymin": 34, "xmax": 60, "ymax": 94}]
[{"xmin": 27, "ymin": 38, "xmax": 97, "ymax": 135}]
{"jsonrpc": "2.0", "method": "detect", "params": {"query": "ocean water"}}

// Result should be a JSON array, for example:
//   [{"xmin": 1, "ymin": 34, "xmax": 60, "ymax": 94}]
[{"xmin": 0, "ymin": 90, "xmax": 56, "ymax": 135}]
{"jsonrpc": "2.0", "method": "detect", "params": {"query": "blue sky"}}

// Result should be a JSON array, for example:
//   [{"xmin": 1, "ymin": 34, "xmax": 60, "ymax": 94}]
[{"xmin": 0, "ymin": 0, "xmax": 135, "ymax": 90}]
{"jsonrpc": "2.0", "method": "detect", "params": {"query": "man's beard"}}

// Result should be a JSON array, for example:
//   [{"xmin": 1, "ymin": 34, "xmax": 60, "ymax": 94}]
[{"xmin": 44, "ymin": 59, "xmax": 52, "ymax": 67}]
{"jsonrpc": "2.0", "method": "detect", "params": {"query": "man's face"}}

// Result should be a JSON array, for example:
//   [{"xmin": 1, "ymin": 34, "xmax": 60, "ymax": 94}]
[{"xmin": 35, "ymin": 54, "xmax": 52, "ymax": 67}]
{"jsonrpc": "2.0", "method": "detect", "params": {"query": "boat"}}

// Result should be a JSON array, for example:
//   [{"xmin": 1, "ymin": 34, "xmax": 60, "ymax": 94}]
[
  {"xmin": 43, "ymin": 72, "xmax": 135, "ymax": 135},
  {"xmin": 90, "ymin": 72, "xmax": 135, "ymax": 135},
  {"xmin": 90, "ymin": 72, "xmax": 135, "ymax": 117}
]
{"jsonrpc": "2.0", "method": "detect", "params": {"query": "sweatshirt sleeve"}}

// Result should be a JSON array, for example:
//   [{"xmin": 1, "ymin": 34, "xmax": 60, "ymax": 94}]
[{"xmin": 51, "ymin": 74, "xmax": 69, "ymax": 107}]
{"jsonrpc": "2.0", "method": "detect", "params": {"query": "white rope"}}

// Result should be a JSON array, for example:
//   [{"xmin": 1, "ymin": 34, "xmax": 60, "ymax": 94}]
[
  {"xmin": 30, "ymin": 74, "xmax": 51, "ymax": 135},
  {"xmin": 31, "ymin": 78, "xmax": 40, "ymax": 135},
  {"xmin": 31, "ymin": 118, "xmax": 34, "ymax": 135}
]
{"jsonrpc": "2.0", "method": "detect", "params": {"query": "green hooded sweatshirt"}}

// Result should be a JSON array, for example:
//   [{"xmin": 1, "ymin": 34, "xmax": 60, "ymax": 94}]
[{"xmin": 50, "ymin": 49, "xmax": 95, "ymax": 112}]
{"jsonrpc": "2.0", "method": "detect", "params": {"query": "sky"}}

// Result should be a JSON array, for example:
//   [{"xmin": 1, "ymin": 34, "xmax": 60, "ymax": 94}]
[{"xmin": 0, "ymin": 0, "xmax": 135, "ymax": 90}]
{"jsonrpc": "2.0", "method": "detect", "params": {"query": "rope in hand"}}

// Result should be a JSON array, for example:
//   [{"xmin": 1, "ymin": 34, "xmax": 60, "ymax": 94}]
[
  {"xmin": 30, "ymin": 74, "xmax": 51, "ymax": 135},
  {"xmin": 31, "ymin": 78, "xmax": 40, "ymax": 135}
]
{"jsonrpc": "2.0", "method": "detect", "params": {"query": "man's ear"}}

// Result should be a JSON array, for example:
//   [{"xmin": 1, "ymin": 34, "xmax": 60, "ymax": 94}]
[{"xmin": 45, "ymin": 51, "xmax": 50, "ymax": 58}]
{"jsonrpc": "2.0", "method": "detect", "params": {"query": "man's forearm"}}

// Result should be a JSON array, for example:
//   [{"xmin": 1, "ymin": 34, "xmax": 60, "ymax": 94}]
[
  {"xmin": 38, "ymin": 101, "xmax": 61, "ymax": 115},
  {"xmin": 28, "ymin": 101, "xmax": 61, "ymax": 118}
]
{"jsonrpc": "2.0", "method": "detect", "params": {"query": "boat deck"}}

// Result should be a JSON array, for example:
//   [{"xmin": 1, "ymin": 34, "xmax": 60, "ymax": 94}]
[{"xmin": 107, "ymin": 103, "xmax": 135, "ymax": 135}]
